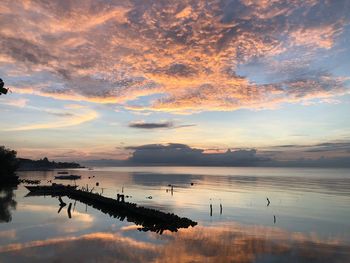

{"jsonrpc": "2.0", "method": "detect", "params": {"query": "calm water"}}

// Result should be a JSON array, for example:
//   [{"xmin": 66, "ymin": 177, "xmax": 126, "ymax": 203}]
[{"xmin": 1, "ymin": 167, "xmax": 350, "ymax": 262}]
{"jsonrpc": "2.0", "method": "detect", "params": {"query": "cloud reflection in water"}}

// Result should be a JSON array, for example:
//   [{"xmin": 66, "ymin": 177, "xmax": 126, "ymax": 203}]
[{"xmin": 0, "ymin": 223, "xmax": 349, "ymax": 263}]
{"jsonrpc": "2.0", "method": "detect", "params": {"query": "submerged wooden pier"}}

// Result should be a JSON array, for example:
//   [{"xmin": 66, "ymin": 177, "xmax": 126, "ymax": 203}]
[{"xmin": 25, "ymin": 185, "xmax": 197, "ymax": 234}]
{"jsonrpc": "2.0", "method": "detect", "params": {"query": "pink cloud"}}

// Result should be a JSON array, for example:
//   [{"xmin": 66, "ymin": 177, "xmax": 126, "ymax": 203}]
[{"xmin": 0, "ymin": 0, "xmax": 349, "ymax": 113}]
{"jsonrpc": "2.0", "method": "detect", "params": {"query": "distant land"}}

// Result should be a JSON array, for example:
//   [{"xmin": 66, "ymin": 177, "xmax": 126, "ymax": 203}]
[
  {"xmin": 18, "ymin": 157, "xmax": 83, "ymax": 171},
  {"xmin": 6, "ymin": 143, "xmax": 349, "ymax": 169},
  {"xmin": 81, "ymin": 158, "xmax": 350, "ymax": 168},
  {"xmin": 80, "ymin": 144, "xmax": 350, "ymax": 168}
]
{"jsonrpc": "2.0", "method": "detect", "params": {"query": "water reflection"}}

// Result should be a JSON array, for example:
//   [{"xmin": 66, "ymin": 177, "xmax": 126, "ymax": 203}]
[
  {"xmin": 132, "ymin": 172, "xmax": 202, "ymax": 187},
  {"xmin": 0, "ymin": 185, "xmax": 17, "ymax": 223},
  {"xmin": 0, "ymin": 223, "xmax": 349, "ymax": 263},
  {"xmin": 1, "ymin": 167, "xmax": 350, "ymax": 262}
]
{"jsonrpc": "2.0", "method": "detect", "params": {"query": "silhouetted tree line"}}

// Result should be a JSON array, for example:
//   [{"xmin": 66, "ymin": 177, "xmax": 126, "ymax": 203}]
[
  {"xmin": 18, "ymin": 157, "xmax": 83, "ymax": 170},
  {"xmin": 1, "ymin": 145, "xmax": 83, "ymax": 175}
]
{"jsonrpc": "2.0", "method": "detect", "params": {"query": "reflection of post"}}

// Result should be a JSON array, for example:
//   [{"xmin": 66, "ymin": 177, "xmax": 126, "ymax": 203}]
[
  {"xmin": 57, "ymin": 204, "xmax": 64, "ymax": 214},
  {"xmin": 171, "ymin": 185, "xmax": 174, "ymax": 196},
  {"xmin": 57, "ymin": 196, "xmax": 66, "ymax": 214},
  {"xmin": 220, "ymin": 203, "xmax": 223, "ymax": 215},
  {"xmin": 67, "ymin": 203, "xmax": 72, "ymax": 218},
  {"xmin": 210, "ymin": 204, "xmax": 213, "ymax": 216},
  {"xmin": 58, "ymin": 196, "xmax": 66, "ymax": 206},
  {"xmin": 273, "ymin": 215, "xmax": 276, "ymax": 224}
]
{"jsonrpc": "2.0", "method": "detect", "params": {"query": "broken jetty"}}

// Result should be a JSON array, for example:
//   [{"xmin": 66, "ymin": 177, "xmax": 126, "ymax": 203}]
[{"xmin": 25, "ymin": 184, "xmax": 197, "ymax": 234}]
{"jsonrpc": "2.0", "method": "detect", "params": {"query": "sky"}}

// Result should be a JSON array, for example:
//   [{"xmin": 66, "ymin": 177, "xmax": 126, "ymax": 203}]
[{"xmin": 0, "ymin": 0, "xmax": 350, "ymax": 162}]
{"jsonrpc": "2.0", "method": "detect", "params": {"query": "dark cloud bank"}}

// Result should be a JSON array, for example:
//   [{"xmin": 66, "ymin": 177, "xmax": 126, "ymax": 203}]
[
  {"xmin": 129, "ymin": 121, "xmax": 173, "ymax": 129},
  {"xmin": 128, "ymin": 121, "xmax": 196, "ymax": 129},
  {"xmin": 82, "ymin": 143, "xmax": 350, "ymax": 168}
]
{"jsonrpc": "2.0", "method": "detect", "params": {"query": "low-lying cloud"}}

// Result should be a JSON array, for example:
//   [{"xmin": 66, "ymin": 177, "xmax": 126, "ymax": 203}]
[
  {"xmin": 127, "ymin": 143, "xmax": 262, "ymax": 166},
  {"xmin": 120, "ymin": 142, "xmax": 350, "ymax": 167}
]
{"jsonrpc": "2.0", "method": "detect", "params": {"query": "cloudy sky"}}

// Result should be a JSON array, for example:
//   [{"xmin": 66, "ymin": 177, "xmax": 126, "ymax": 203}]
[{"xmin": 0, "ymin": 0, "xmax": 350, "ymax": 161}]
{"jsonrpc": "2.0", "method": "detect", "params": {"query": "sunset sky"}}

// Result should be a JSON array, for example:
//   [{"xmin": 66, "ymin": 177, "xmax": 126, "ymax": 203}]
[{"xmin": 0, "ymin": 0, "xmax": 350, "ymax": 161}]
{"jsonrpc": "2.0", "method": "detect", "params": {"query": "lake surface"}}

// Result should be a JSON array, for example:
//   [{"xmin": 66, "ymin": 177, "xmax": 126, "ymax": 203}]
[{"xmin": 1, "ymin": 167, "xmax": 350, "ymax": 262}]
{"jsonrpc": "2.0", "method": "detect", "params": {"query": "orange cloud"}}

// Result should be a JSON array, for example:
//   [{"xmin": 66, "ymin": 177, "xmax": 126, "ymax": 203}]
[{"xmin": 0, "ymin": 0, "xmax": 349, "ymax": 113}]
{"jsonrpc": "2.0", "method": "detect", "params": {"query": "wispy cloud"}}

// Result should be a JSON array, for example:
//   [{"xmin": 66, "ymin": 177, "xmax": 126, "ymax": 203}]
[
  {"xmin": 7, "ymin": 109, "xmax": 97, "ymax": 131},
  {"xmin": 0, "ymin": 97, "xmax": 28, "ymax": 108}
]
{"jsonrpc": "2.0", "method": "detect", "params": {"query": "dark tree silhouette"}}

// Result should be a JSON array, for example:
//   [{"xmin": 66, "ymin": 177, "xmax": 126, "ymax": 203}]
[
  {"xmin": 0, "ymin": 146, "xmax": 19, "ymax": 182},
  {"xmin": 0, "ymin": 146, "xmax": 19, "ymax": 222},
  {"xmin": 0, "ymin": 78, "xmax": 8, "ymax": 95}
]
